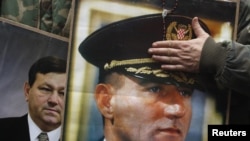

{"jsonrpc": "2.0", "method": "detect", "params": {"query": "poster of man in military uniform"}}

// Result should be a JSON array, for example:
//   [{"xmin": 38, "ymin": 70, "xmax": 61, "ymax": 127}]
[{"xmin": 63, "ymin": 0, "xmax": 240, "ymax": 141}]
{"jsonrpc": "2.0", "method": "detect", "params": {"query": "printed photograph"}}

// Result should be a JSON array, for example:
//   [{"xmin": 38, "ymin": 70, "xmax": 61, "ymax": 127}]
[
  {"xmin": 63, "ymin": 0, "xmax": 240, "ymax": 141},
  {"xmin": 0, "ymin": 0, "xmax": 72, "ymax": 139}
]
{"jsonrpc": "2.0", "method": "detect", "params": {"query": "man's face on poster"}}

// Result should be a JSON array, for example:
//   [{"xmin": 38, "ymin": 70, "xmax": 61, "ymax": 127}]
[{"xmin": 95, "ymin": 73, "xmax": 193, "ymax": 141}]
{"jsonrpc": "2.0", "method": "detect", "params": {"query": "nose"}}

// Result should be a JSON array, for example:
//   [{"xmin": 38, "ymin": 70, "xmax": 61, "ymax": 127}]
[
  {"xmin": 47, "ymin": 92, "xmax": 59, "ymax": 105},
  {"xmin": 161, "ymin": 86, "xmax": 190, "ymax": 119},
  {"xmin": 163, "ymin": 103, "xmax": 186, "ymax": 119}
]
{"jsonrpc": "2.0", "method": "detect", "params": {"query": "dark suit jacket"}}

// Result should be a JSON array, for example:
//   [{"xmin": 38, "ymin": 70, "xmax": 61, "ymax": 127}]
[{"xmin": 0, "ymin": 114, "xmax": 30, "ymax": 141}]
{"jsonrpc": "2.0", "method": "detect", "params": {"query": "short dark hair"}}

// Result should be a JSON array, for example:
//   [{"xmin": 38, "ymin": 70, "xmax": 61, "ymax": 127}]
[{"xmin": 28, "ymin": 56, "xmax": 67, "ymax": 86}]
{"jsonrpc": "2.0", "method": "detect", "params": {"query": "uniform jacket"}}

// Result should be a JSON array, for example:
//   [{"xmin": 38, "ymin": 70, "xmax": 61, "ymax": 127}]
[
  {"xmin": 200, "ymin": 0, "xmax": 250, "ymax": 96},
  {"xmin": 0, "ymin": 114, "xmax": 30, "ymax": 141},
  {"xmin": 200, "ymin": 0, "xmax": 250, "ymax": 124}
]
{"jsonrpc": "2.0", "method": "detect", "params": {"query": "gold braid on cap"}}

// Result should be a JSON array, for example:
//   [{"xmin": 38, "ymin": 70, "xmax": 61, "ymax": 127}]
[
  {"xmin": 104, "ymin": 58, "xmax": 195, "ymax": 85},
  {"xmin": 104, "ymin": 58, "xmax": 156, "ymax": 70},
  {"xmin": 125, "ymin": 66, "xmax": 195, "ymax": 85}
]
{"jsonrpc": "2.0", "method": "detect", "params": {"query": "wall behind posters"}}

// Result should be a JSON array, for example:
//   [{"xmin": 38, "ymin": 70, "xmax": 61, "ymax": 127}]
[
  {"xmin": 0, "ymin": 18, "xmax": 69, "ymax": 118},
  {"xmin": 63, "ymin": 0, "xmax": 239, "ymax": 141}
]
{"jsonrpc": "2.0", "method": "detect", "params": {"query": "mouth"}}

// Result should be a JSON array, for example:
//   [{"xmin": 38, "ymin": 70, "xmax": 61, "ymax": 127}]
[
  {"xmin": 157, "ymin": 127, "xmax": 182, "ymax": 137},
  {"xmin": 44, "ymin": 108, "xmax": 60, "ymax": 114}
]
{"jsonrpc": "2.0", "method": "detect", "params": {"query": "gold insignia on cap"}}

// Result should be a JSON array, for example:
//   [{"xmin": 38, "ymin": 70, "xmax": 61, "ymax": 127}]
[
  {"xmin": 126, "ymin": 66, "xmax": 170, "ymax": 78},
  {"xmin": 104, "ymin": 58, "xmax": 156, "ymax": 70},
  {"xmin": 125, "ymin": 66, "xmax": 195, "ymax": 85},
  {"xmin": 104, "ymin": 58, "xmax": 195, "ymax": 85},
  {"xmin": 166, "ymin": 22, "xmax": 192, "ymax": 40}
]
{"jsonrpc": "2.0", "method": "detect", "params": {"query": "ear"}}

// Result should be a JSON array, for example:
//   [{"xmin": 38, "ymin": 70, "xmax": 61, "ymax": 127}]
[
  {"xmin": 95, "ymin": 84, "xmax": 114, "ymax": 119},
  {"xmin": 24, "ymin": 82, "xmax": 31, "ymax": 102}
]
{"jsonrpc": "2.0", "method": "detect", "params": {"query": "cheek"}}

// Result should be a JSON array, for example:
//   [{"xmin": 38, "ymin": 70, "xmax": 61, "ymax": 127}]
[
  {"xmin": 28, "ymin": 92, "xmax": 49, "ymax": 106},
  {"xmin": 112, "ymin": 96, "xmax": 161, "ymax": 139},
  {"xmin": 187, "ymin": 103, "xmax": 192, "ymax": 120},
  {"xmin": 185, "ymin": 100, "xmax": 192, "ymax": 114},
  {"xmin": 59, "ymin": 97, "xmax": 65, "ymax": 108},
  {"xmin": 31, "ymin": 96, "xmax": 47, "ymax": 106},
  {"xmin": 113, "ymin": 95, "xmax": 155, "ymax": 123},
  {"xmin": 113, "ymin": 95, "xmax": 140, "ymax": 113}
]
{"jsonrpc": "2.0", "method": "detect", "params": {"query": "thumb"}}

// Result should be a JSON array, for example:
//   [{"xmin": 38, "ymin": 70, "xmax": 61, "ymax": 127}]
[{"xmin": 192, "ymin": 17, "xmax": 209, "ymax": 38}]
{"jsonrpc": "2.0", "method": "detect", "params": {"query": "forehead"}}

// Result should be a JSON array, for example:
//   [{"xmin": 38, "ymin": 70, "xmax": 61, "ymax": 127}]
[{"xmin": 34, "ymin": 72, "xmax": 66, "ymax": 86}]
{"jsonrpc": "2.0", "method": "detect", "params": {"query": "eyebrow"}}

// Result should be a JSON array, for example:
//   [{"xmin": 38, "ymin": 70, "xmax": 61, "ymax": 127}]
[{"xmin": 39, "ymin": 83, "xmax": 65, "ymax": 90}]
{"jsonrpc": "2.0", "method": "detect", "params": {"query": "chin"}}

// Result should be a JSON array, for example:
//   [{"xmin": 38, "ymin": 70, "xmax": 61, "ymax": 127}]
[{"xmin": 43, "ymin": 116, "xmax": 60, "ymax": 124}]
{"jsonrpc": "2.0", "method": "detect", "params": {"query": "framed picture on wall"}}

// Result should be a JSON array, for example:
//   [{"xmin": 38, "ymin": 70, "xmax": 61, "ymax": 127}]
[
  {"xmin": 0, "ymin": 17, "xmax": 69, "ymax": 118},
  {"xmin": 0, "ymin": 17, "xmax": 69, "ymax": 141},
  {"xmin": 0, "ymin": 1, "xmax": 72, "ymax": 140}
]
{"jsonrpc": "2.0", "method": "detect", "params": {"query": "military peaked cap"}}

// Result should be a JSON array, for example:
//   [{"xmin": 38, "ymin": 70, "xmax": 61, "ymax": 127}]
[{"xmin": 79, "ymin": 13, "xmax": 210, "ymax": 87}]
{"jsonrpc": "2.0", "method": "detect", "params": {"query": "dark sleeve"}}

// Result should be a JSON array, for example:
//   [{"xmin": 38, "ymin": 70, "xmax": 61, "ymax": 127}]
[
  {"xmin": 199, "ymin": 0, "xmax": 250, "ymax": 96},
  {"xmin": 237, "ymin": 0, "xmax": 250, "ymax": 45},
  {"xmin": 200, "ymin": 38, "xmax": 250, "ymax": 96}
]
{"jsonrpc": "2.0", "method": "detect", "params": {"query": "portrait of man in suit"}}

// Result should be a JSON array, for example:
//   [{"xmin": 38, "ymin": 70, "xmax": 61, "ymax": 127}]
[{"xmin": 0, "ymin": 56, "xmax": 67, "ymax": 141}]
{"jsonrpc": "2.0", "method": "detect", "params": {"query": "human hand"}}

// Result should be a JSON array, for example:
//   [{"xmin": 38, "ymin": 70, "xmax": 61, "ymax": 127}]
[{"xmin": 148, "ymin": 17, "xmax": 210, "ymax": 73}]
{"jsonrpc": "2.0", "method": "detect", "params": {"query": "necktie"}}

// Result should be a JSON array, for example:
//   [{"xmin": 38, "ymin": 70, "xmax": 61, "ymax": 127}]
[{"xmin": 38, "ymin": 132, "xmax": 49, "ymax": 141}]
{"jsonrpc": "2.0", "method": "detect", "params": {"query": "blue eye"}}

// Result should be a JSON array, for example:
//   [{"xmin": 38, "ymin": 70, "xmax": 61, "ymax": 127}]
[
  {"xmin": 178, "ymin": 87, "xmax": 193, "ymax": 97},
  {"xmin": 149, "ymin": 86, "xmax": 161, "ymax": 93}
]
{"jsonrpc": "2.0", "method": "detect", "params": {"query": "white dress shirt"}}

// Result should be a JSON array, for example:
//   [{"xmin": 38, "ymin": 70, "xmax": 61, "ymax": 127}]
[{"xmin": 28, "ymin": 114, "xmax": 61, "ymax": 141}]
